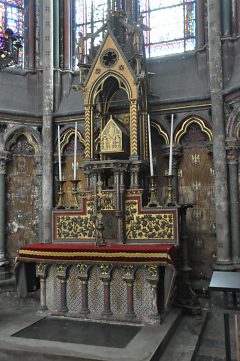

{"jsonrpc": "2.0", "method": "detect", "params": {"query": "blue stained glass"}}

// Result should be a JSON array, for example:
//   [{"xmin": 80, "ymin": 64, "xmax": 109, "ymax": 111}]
[
  {"xmin": 141, "ymin": 0, "xmax": 195, "ymax": 57},
  {"xmin": 0, "ymin": 0, "xmax": 24, "ymax": 66}
]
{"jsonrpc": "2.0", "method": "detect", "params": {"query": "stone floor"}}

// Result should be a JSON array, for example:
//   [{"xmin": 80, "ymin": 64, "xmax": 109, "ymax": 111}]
[{"xmin": 0, "ymin": 277, "xmax": 239, "ymax": 361}]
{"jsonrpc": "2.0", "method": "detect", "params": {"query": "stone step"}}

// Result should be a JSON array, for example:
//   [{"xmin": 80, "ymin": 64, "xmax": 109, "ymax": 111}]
[
  {"xmin": 0, "ymin": 307, "xmax": 182, "ymax": 361},
  {"xmin": 154, "ymin": 311, "xmax": 208, "ymax": 361}
]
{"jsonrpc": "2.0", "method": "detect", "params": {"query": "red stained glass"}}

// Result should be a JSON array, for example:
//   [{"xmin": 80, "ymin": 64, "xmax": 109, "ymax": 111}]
[{"xmin": 0, "ymin": 0, "xmax": 24, "ymax": 66}]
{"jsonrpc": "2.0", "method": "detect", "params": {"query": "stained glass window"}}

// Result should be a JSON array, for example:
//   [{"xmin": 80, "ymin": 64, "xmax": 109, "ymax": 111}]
[
  {"xmin": 0, "ymin": 0, "xmax": 24, "ymax": 66},
  {"xmin": 75, "ymin": 0, "xmax": 108, "ymax": 66},
  {"xmin": 140, "ymin": 0, "xmax": 196, "ymax": 57},
  {"xmin": 75, "ymin": 0, "xmax": 195, "ymax": 61}
]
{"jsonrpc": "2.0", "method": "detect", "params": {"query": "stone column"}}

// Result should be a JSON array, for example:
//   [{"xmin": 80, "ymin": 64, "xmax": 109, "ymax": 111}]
[
  {"xmin": 0, "ymin": 153, "xmax": 9, "ymax": 277},
  {"xmin": 63, "ymin": 0, "xmax": 71, "ymax": 69},
  {"xmin": 36, "ymin": 263, "xmax": 49, "ymax": 311},
  {"xmin": 77, "ymin": 264, "xmax": 91, "ymax": 316},
  {"xmin": 196, "ymin": 0, "xmax": 205, "ymax": 47},
  {"xmin": 25, "ymin": 0, "xmax": 35, "ymax": 69},
  {"xmin": 35, "ymin": 0, "xmax": 43, "ymax": 68},
  {"xmin": 129, "ymin": 162, "xmax": 141, "ymax": 189},
  {"xmin": 207, "ymin": 0, "xmax": 232, "ymax": 266},
  {"xmin": 222, "ymin": 0, "xmax": 231, "ymax": 36},
  {"xmin": 56, "ymin": 264, "xmax": 69, "ymax": 314},
  {"xmin": 145, "ymin": 265, "xmax": 161, "ymax": 324},
  {"xmin": 236, "ymin": 0, "xmax": 240, "ymax": 34},
  {"xmin": 42, "ymin": 1, "xmax": 54, "ymax": 243},
  {"xmin": 53, "ymin": 0, "xmax": 60, "ymax": 69},
  {"xmin": 100, "ymin": 264, "xmax": 112, "ymax": 317},
  {"xmin": 226, "ymin": 139, "xmax": 240, "ymax": 265},
  {"xmin": 123, "ymin": 265, "xmax": 136, "ymax": 320}
]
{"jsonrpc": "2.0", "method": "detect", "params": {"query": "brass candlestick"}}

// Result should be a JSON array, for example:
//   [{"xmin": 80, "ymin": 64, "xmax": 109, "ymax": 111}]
[
  {"xmin": 70, "ymin": 179, "xmax": 80, "ymax": 209},
  {"xmin": 165, "ymin": 174, "xmax": 175, "ymax": 206},
  {"xmin": 147, "ymin": 175, "xmax": 161, "ymax": 207},
  {"xmin": 56, "ymin": 180, "xmax": 66, "ymax": 209}
]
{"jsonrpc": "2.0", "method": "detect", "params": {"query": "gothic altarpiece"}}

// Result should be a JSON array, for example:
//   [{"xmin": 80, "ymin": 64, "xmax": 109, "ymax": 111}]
[{"xmin": 18, "ymin": 8, "xmax": 201, "ymax": 322}]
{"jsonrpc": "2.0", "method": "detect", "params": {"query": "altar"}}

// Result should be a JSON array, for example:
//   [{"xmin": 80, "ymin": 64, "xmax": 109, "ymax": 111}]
[
  {"xmin": 17, "ymin": 15, "xmax": 190, "ymax": 325},
  {"xmin": 18, "ymin": 242, "xmax": 176, "ymax": 324}
]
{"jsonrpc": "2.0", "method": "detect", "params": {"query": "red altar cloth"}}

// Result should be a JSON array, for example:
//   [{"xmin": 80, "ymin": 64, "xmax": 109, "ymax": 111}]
[{"xmin": 18, "ymin": 243, "xmax": 175, "ymax": 266}]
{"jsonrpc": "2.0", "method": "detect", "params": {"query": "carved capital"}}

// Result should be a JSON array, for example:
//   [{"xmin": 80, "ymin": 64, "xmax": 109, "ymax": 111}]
[
  {"xmin": 123, "ymin": 265, "xmax": 136, "ymax": 282},
  {"xmin": 99, "ymin": 263, "xmax": 113, "ymax": 280},
  {"xmin": 76, "ymin": 263, "xmax": 91, "ymax": 280},
  {"xmin": 226, "ymin": 138, "xmax": 240, "ymax": 164},
  {"xmin": 36, "ymin": 263, "xmax": 49, "ymax": 279},
  {"xmin": 145, "ymin": 265, "xmax": 159, "ymax": 282},
  {"xmin": 56, "ymin": 263, "xmax": 68, "ymax": 280},
  {"xmin": 0, "ymin": 151, "xmax": 10, "ymax": 174}
]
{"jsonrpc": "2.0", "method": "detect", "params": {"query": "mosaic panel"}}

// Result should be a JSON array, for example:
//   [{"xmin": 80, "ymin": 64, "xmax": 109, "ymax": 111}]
[
  {"xmin": 46, "ymin": 265, "xmax": 59, "ymax": 311},
  {"xmin": 110, "ymin": 268, "xmax": 127, "ymax": 316},
  {"xmin": 125, "ymin": 199, "xmax": 175, "ymax": 242},
  {"xmin": 133, "ymin": 268, "xmax": 151, "ymax": 318},
  {"xmin": 66, "ymin": 266, "xmax": 82, "ymax": 312},
  {"xmin": 54, "ymin": 200, "xmax": 95, "ymax": 240},
  {"xmin": 88, "ymin": 266, "xmax": 104, "ymax": 314}
]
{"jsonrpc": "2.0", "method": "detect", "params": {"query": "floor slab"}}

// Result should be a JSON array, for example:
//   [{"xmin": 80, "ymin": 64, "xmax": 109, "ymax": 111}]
[{"xmin": 0, "ymin": 302, "xmax": 181, "ymax": 361}]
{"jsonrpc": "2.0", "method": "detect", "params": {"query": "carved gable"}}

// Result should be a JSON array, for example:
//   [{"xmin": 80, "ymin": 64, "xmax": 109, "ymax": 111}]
[{"xmin": 84, "ymin": 31, "xmax": 138, "ymax": 102}]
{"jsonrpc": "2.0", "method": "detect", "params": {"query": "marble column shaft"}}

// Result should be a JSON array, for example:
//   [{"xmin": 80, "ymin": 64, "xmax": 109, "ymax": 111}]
[
  {"xmin": 53, "ymin": 0, "xmax": 60, "ymax": 69},
  {"xmin": 227, "ymin": 150, "xmax": 240, "ymax": 263},
  {"xmin": 63, "ymin": 0, "xmax": 71, "ymax": 69},
  {"xmin": 196, "ymin": 0, "xmax": 205, "ymax": 47},
  {"xmin": 42, "ymin": 1, "xmax": 54, "ymax": 243},
  {"xmin": 0, "ymin": 157, "xmax": 7, "ymax": 261},
  {"xmin": 207, "ymin": 0, "xmax": 231, "ymax": 264},
  {"xmin": 39, "ymin": 277, "xmax": 48, "ymax": 311},
  {"xmin": 222, "ymin": 0, "xmax": 231, "ymax": 36}
]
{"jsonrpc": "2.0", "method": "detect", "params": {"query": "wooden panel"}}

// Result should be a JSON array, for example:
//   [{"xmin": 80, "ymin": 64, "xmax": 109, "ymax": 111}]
[{"xmin": 178, "ymin": 146, "xmax": 215, "ymax": 278}]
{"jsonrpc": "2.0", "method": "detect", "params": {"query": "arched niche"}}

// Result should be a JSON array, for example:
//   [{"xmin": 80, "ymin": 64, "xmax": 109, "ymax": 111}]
[
  {"xmin": 91, "ymin": 75, "xmax": 131, "ymax": 161},
  {"xmin": 5, "ymin": 129, "xmax": 41, "ymax": 261},
  {"xmin": 177, "ymin": 117, "xmax": 214, "ymax": 279},
  {"xmin": 54, "ymin": 126, "xmax": 85, "ymax": 208},
  {"xmin": 151, "ymin": 122, "xmax": 169, "ymax": 205}
]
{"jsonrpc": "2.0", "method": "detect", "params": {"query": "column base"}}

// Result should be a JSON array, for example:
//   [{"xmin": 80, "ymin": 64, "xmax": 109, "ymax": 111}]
[
  {"xmin": 58, "ymin": 307, "xmax": 69, "ymax": 314},
  {"xmin": 145, "ymin": 314, "xmax": 161, "ymax": 325},
  {"xmin": 0, "ymin": 262, "xmax": 10, "ymax": 280},
  {"xmin": 233, "ymin": 261, "xmax": 240, "ymax": 271},
  {"xmin": 125, "ymin": 311, "xmax": 136, "ymax": 320},
  {"xmin": 101, "ymin": 310, "xmax": 113, "ymax": 317},
  {"xmin": 80, "ymin": 308, "xmax": 90, "ymax": 316},
  {"xmin": 214, "ymin": 261, "xmax": 235, "ymax": 271},
  {"xmin": 38, "ymin": 305, "xmax": 48, "ymax": 312}
]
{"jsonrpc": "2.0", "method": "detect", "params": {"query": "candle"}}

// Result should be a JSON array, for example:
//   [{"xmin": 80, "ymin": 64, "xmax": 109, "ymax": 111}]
[
  {"xmin": 73, "ymin": 122, "xmax": 77, "ymax": 180},
  {"xmin": 168, "ymin": 114, "xmax": 174, "ymax": 176},
  {"xmin": 57, "ymin": 125, "xmax": 62, "ymax": 181},
  {"xmin": 147, "ymin": 114, "xmax": 154, "ymax": 176}
]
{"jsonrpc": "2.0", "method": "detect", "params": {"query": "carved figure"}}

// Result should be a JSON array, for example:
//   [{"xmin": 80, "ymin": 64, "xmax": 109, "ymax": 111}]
[
  {"xmin": 119, "ymin": 17, "xmax": 151, "ymax": 54},
  {"xmin": 76, "ymin": 24, "xmax": 107, "ymax": 65},
  {"xmin": 76, "ymin": 32, "xmax": 86, "ymax": 64}
]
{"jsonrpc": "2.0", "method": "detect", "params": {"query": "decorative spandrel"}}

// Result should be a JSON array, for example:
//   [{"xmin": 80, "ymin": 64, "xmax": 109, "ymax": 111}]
[
  {"xmin": 125, "ymin": 198, "xmax": 177, "ymax": 243},
  {"xmin": 101, "ymin": 116, "xmax": 122, "ymax": 153}
]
